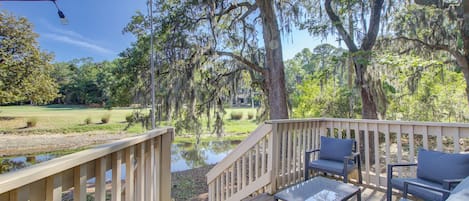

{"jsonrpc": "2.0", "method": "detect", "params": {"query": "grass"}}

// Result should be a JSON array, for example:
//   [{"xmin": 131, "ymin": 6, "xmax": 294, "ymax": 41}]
[{"xmin": 0, "ymin": 105, "xmax": 258, "ymax": 136}]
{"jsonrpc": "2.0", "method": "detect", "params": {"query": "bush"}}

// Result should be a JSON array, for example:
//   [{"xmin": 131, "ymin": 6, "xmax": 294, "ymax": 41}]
[
  {"xmin": 101, "ymin": 114, "xmax": 111, "ymax": 124},
  {"xmin": 230, "ymin": 111, "xmax": 243, "ymax": 120},
  {"xmin": 26, "ymin": 117, "xmax": 38, "ymax": 128},
  {"xmin": 84, "ymin": 117, "xmax": 92, "ymax": 125},
  {"xmin": 247, "ymin": 111, "xmax": 255, "ymax": 120},
  {"xmin": 125, "ymin": 113, "xmax": 134, "ymax": 123}
]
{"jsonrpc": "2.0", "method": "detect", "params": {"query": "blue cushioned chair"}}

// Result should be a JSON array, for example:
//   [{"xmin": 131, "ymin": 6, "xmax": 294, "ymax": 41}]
[
  {"xmin": 304, "ymin": 136, "xmax": 362, "ymax": 183},
  {"xmin": 387, "ymin": 149, "xmax": 469, "ymax": 201},
  {"xmin": 402, "ymin": 176, "xmax": 469, "ymax": 201}
]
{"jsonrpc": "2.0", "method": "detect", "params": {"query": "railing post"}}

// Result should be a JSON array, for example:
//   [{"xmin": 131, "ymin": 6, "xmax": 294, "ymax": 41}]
[
  {"xmin": 159, "ymin": 128, "xmax": 173, "ymax": 201},
  {"xmin": 268, "ymin": 122, "xmax": 280, "ymax": 194}
]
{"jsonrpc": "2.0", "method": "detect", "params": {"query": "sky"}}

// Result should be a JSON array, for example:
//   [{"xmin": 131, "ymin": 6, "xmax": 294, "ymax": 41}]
[{"xmin": 0, "ymin": 0, "xmax": 338, "ymax": 62}]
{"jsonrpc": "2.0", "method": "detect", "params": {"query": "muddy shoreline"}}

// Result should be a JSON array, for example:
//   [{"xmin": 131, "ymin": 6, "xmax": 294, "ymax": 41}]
[{"xmin": 0, "ymin": 132, "xmax": 134, "ymax": 156}]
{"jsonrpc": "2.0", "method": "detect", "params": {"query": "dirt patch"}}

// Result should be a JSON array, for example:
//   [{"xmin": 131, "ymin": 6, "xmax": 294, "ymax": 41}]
[
  {"xmin": 171, "ymin": 165, "xmax": 214, "ymax": 201},
  {"xmin": 0, "ymin": 132, "xmax": 135, "ymax": 157},
  {"xmin": 0, "ymin": 117, "xmax": 15, "ymax": 121}
]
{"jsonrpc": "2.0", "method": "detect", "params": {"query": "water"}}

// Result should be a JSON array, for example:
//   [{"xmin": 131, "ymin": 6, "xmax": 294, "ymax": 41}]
[{"xmin": 0, "ymin": 139, "xmax": 241, "ymax": 174}]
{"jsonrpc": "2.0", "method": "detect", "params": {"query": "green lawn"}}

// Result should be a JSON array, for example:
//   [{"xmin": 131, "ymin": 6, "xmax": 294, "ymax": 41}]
[{"xmin": 0, "ymin": 105, "xmax": 258, "ymax": 136}]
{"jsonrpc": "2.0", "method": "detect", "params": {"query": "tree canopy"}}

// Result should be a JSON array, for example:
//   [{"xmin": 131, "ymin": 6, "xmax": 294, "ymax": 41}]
[{"xmin": 0, "ymin": 11, "xmax": 58, "ymax": 104}]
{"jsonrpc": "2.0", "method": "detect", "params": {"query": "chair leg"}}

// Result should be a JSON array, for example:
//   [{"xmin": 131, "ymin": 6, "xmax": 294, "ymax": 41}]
[
  {"xmin": 386, "ymin": 186, "xmax": 392, "ymax": 201},
  {"xmin": 304, "ymin": 167, "xmax": 309, "ymax": 181},
  {"xmin": 358, "ymin": 168, "xmax": 363, "ymax": 184}
]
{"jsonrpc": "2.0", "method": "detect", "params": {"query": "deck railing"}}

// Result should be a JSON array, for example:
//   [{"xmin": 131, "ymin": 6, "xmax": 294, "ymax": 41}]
[
  {"xmin": 0, "ymin": 127, "xmax": 174, "ymax": 201},
  {"xmin": 206, "ymin": 118, "xmax": 469, "ymax": 201}
]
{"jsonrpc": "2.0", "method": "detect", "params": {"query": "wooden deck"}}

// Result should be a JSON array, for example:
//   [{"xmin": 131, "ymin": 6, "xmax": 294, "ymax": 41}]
[{"xmin": 243, "ymin": 184, "xmax": 404, "ymax": 201}]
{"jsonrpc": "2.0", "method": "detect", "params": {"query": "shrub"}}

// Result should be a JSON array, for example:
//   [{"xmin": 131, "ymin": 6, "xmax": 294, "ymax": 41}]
[
  {"xmin": 230, "ymin": 111, "xmax": 243, "ymax": 120},
  {"xmin": 101, "ymin": 114, "xmax": 111, "ymax": 124},
  {"xmin": 26, "ymin": 117, "xmax": 38, "ymax": 128},
  {"xmin": 125, "ymin": 113, "xmax": 134, "ymax": 123},
  {"xmin": 84, "ymin": 117, "xmax": 92, "ymax": 125},
  {"xmin": 247, "ymin": 111, "xmax": 255, "ymax": 120}
]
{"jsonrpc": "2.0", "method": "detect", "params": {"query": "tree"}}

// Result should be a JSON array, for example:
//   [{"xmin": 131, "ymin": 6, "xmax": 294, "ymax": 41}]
[
  {"xmin": 300, "ymin": 0, "xmax": 388, "ymax": 119},
  {"xmin": 0, "ymin": 11, "xmax": 58, "ymax": 104},
  {"xmin": 126, "ymin": 0, "xmax": 290, "ymax": 121},
  {"xmin": 390, "ymin": 0, "xmax": 469, "ymax": 107}
]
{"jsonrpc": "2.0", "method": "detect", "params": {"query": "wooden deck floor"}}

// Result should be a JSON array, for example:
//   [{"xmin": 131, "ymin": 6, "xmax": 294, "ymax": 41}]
[{"xmin": 242, "ymin": 184, "xmax": 406, "ymax": 201}]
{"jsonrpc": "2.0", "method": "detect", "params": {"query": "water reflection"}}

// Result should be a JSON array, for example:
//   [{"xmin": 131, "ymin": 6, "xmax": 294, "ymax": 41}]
[
  {"xmin": 0, "ymin": 154, "xmax": 56, "ymax": 174},
  {"xmin": 0, "ymin": 140, "xmax": 241, "ymax": 174},
  {"xmin": 171, "ymin": 140, "xmax": 240, "ymax": 172}
]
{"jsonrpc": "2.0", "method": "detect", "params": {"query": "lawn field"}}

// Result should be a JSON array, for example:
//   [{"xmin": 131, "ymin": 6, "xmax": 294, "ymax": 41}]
[{"xmin": 0, "ymin": 105, "xmax": 258, "ymax": 135}]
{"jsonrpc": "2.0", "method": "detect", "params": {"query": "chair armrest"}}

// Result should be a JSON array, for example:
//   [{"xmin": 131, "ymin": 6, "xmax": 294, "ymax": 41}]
[
  {"xmin": 387, "ymin": 163, "xmax": 417, "ymax": 180},
  {"xmin": 305, "ymin": 149, "xmax": 320, "ymax": 166},
  {"xmin": 443, "ymin": 179, "xmax": 463, "ymax": 190},
  {"xmin": 403, "ymin": 180, "xmax": 451, "ymax": 199},
  {"xmin": 344, "ymin": 152, "xmax": 360, "ymax": 160},
  {"xmin": 305, "ymin": 149, "xmax": 320, "ymax": 154}
]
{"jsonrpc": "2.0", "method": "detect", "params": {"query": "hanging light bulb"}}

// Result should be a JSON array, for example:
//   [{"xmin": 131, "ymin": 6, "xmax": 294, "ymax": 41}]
[{"xmin": 52, "ymin": 0, "xmax": 68, "ymax": 25}]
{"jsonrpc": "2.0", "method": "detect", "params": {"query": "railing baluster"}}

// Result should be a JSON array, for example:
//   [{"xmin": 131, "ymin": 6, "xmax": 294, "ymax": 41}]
[
  {"xmin": 46, "ymin": 173, "xmax": 62, "ymax": 201},
  {"xmin": 154, "ymin": 136, "xmax": 161, "ymax": 201},
  {"xmin": 292, "ymin": 122, "xmax": 297, "ymax": 183},
  {"xmin": 125, "ymin": 146, "xmax": 135, "ymax": 201},
  {"xmin": 261, "ymin": 137, "xmax": 266, "ymax": 175},
  {"xmin": 281, "ymin": 124, "xmax": 287, "ymax": 187},
  {"xmin": 145, "ymin": 139, "xmax": 154, "ymax": 201},
  {"xmin": 95, "ymin": 157, "xmax": 107, "ymax": 201},
  {"xmin": 373, "ymin": 123, "xmax": 380, "ymax": 186},
  {"xmin": 30, "ymin": 179, "xmax": 45, "ymax": 201},
  {"xmin": 74, "ymin": 164, "xmax": 87, "ymax": 201},
  {"xmin": 423, "ymin": 126, "xmax": 429, "ymax": 149},
  {"xmin": 396, "ymin": 125, "xmax": 403, "ymax": 177},
  {"xmin": 409, "ymin": 126, "xmax": 416, "ymax": 176},
  {"xmin": 437, "ymin": 127, "xmax": 443, "ymax": 151},
  {"xmin": 237, "ymin": 160, "xmax": 241, "ymax": 192},
  {"xmin": 112, "ymin": 151, "xmax": 122, "ymax": 201},
  {"xmin": 364, "ymin": 123, "xmax": 371, "ymax": 184},
  {"xmin": 454, "ymin": 128, "xmax": 461, "ymax": 153},
  {"xmin": 255, "ymin": 143, "xmax": 260, "ymax": 179},
  {"xmin": 384, "ymin": 124, "xmax": 391, "ymax": 171},
  {"xmin": 136, "ymin": 143, "xmax": 145, "ymax": 201}
]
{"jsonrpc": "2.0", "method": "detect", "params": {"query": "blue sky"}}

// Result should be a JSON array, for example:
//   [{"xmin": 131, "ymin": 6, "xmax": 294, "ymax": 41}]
[{"xmin": 0, "ymin": 0, "xmax": 337, "ymax": 62}]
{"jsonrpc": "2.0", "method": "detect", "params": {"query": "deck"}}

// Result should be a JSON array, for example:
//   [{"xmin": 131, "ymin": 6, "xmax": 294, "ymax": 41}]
[
  {"xmin": 0, "ymin": 118, "xmax": 468, "ymax": 201},
  {"xmin": 244, "ymin": 184, "xmax": 400, "ymax": 201}
]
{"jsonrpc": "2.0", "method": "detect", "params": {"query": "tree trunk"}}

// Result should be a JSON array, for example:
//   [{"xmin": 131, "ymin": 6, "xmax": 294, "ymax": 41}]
[
  {"xmin": 462, "ymin": 4, "xmax": 469, "ymax": 109},
  {"xmin": 356, "ymin": 63, "xmax": 378, "ymax": 119},
  {"xmin": 256, "ymin": 0, "xmax": 289, "ymax": 120}
]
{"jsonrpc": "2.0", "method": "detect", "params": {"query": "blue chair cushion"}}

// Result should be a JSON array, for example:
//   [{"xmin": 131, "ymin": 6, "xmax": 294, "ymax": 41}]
[
  {"xmin": 318, "ymin": 136, "xmax": 353, "ymax": 162},
  {"xmin": 447, "ymin": 176, "xmax": 469, "ymax": 201},
  {"xmin": 417, "ymin": 149, "xmax": 469, "ymax": 184},
  {"xmin": 391, "ymin": 177, "xmax": 444, "ymax": 201},
  {"xmin": 309, "ymin": 159, "xmax": 355, "ymax": 175}
]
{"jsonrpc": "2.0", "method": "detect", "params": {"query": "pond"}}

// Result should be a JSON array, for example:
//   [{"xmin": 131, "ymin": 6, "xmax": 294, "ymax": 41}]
[{"xmin": 0, "ymin": 139, "xmax": 241, "ymax": 174}]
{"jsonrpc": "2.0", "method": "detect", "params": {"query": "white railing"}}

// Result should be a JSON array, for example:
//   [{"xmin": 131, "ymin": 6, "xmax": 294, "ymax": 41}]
[
  {"xmin": 206, "ymin": 124, "xmax": 272, "ymax": 201},
  {"xmin": 207, "ymin": 118, "xmax": 469, "ymax": 200},
  {"xmin": 0, "ymin": 127, "xmax": 174, "ymax": 201}
]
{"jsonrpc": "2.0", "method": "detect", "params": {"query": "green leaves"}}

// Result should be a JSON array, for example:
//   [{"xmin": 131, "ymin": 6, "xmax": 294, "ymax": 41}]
[{"xmin": 0, "ymin": 11, "xmax": 58, "ymax": 104}]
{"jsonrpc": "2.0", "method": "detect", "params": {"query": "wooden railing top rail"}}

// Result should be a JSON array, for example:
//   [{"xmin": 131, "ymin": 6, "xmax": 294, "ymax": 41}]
[
  {"xmin": 266, "ymin": 118, "xmax": 469, "ymax": 128},
  {"xmin": 0, "ymin": 127, "xmax": 174, "ymax": 194},
  {"xmin": 206, "ymin": 123, "xmax": 272, "ymax": 183}
]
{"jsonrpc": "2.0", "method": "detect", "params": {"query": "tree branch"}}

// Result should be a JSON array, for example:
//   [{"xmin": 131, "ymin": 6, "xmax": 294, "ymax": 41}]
[
  {"xmin": 324, "ymin": 0, "xmax": 359, "ymax": 52},
  {"xmin": 394, "ymin": 36, "xmax": 463, "ymax": 60},
  {"xmin": 215, "ymin": 51, "xmax": 264, "ymax": 73},
  {"xmin": 361, "ymin": 0, "xmax": 384, "ymax": 50}
]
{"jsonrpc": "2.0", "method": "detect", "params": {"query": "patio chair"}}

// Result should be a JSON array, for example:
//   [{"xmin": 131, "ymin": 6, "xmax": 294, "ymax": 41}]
[
  {"xmin": 304, "ymin": 136, "xmax": 362, "ymax": 183},
  {"xmin": 402, "ymin": 176, "xmax": 469, "ymax": 201},
  {"xmin": 387, "ymin": 149, "xmax": 469, "ymax": 201}
]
